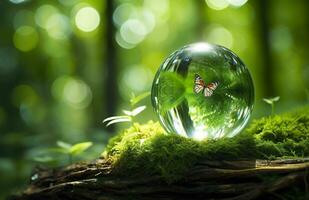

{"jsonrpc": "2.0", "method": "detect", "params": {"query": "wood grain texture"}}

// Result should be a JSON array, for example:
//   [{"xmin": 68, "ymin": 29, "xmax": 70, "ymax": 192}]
[{"xmin": 10, "ymin": 158, "xmax": 309, "ymax": 200}]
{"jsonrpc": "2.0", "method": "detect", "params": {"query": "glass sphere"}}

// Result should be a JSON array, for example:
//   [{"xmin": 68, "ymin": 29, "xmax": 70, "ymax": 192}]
[{"xmin": 151, "ymin": 43, "xmax": 254, "ymax": 140}]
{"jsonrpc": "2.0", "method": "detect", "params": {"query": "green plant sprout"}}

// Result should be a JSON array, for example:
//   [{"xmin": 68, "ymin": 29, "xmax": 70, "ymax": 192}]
[
  {"xmin": 33, "ymin": 155, "xmax": 55, "ymax": 164},
  {"xmin": 263, "ymin": 96, "xmax": 280, "ymax": 115},
  {"xmin": 53, "ymin": 141, "xmax": 93, "ymax": 164},
  {"xmin": 103, "ymin": 92, "xmax": 150, "ymax": 127}
]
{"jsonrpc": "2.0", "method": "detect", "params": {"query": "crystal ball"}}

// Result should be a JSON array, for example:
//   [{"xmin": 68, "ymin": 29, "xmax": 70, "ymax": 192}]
[{"xmin": 151, "ymin": 43, "xmax": 254, "ymax": 140}]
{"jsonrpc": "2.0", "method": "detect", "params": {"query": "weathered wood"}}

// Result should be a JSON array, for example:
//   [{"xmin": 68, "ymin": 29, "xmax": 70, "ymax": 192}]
[{"xmin": 10, "ymin": 158, "xmax": 309, "ymax": 200}]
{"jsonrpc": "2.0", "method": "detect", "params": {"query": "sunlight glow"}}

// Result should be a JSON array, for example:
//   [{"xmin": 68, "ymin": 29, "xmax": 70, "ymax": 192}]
[
  {"xmin": 189, "ymin": 43, "xmax": 213, "ymax": 53},
  {"xmin": 75, "ymin": 7, "xmax": 100, "ymax": 32},
  {"xmin": 192, "ymin": 130, "xmax": 206, "ymax": 141}
]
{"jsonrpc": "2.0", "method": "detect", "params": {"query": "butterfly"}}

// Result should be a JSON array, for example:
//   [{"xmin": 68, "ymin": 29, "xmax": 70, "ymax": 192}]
[{"xmin": 193, "ymin": 74, "xmax": 219, "ymax": 97}]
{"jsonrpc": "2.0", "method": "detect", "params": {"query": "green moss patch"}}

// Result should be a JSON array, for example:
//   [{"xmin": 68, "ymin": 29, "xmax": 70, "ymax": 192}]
[
  {"xmin": 104, "ymin": 107, "xmax": 309, "ymax": 182},
  {"xmin": 247, "ymin": 106, "xmax": 309, "ymax": 159}
]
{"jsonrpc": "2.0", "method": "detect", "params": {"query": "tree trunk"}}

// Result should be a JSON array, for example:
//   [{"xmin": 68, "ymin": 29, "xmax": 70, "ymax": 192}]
[
  {"xmin": 256, "ymin": 0, "xmax": 275, "ymax": 97},
  {"xmin": 104, "ymin": 0, "xmax": 118, "ymax": 132}
]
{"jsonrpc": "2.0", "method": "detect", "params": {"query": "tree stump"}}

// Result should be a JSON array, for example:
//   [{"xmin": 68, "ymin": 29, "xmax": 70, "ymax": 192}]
[{"xmin": 10, "ymin": 158, "xmax": 309, "ymax": 200}]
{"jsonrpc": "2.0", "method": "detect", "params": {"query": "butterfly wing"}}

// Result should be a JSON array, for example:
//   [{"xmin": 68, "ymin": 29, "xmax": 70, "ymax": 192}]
[
  {"xmin": 204, "ymin": 87, "xmax": 213, "ymax": 97},
  {"xmin": 194, "ymin": 84, "xmax": 204, "ymax": 94},
  {"xmin": 193, "ymin": 74, "xmax": 206, "ymax": 94},
  {"xmin": 204, "ymin": 82, "xmax": 219, "ymax": 97}
]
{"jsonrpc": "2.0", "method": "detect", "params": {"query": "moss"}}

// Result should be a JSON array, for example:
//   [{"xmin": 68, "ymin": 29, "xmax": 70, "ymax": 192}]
[
  {"xmin": 246, "ymin": 106, "xmax": 309, "ymax": 159},
  {"xmin": 104, "ymin": 121, "xmax": 256, "ymax": 182},
  {"xmin": 104, "ymin": 107, "xmax": 309, "ymax": 182}
]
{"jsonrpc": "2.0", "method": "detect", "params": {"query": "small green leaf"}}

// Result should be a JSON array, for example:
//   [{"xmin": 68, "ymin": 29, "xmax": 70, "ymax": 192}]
[
  {"xmin": 271, "ymin": 96, "xmax": 280, "ymax": 102},
  {"xmin": 130, "ymin": 92, "xmax": 150, "ymax": 106},
  {"xmin": 70, "ymin": 142, "xmax": 93, "ymax": 156},
  {"xmin": 33, "ymin": 156, "xmax": 55, "ymax": 163},
  {"xmin": 57, "ymin": 141, "xmax": 72, "ymax": 150},
  {"xmin": 263, "ymin": 98, "xmax": 273, "ymax": 105},
  {"xmin": 131, "ymin": 106, "xmax": 146, "ymax": 116},
  {"xmin": 103, "ymin": 115, "xmax": 129, "ymax": 123},
  {"xmin": 122, "ymin": 110, "xmax": 132, "ymax": 116},
  {"xmin": 263, "ymin": 96, "xmax": 280, "ymax": 104},
  {"xmin": 106, "ymin": 117, "xmax": 131, "ymax": 126}
]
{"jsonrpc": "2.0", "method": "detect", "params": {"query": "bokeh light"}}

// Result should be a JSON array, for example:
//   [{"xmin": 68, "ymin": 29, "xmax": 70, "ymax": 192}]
[
  {"xmin": 228, "ymin": 0, "xmax": 248, "ymax": 7},
  {"xmin": 205, "ymin": 25, "xmax": 234, "ymax": 49},
  {"xmin": 143, "ymin": 0, "xmax": 169, "ymax": 17},
  {"xmin": 13, "ymin": 26, "xmax": 39, "ymax": 52},
  {"xmin": 121, "ymin": 66, "xmax": 152, "ymax": 92},
  {"xmin": 74, "ymin": 6, "xmax": 100, "ymax": 32},
  {"xmin": 205, "ymin": 0, "xmax": 229, "ymax": 10},
  {"xmin": 206, "ymin": 0, "xmax": 248, "ymax": 10},
  {"xmin": 52, "ymin": 76, "xmax": 92, "ymax": 109},
  {"xmin": 115, "ymin": 32, "xmax": 136, "ymax": 49},
  {"xmin": 45, "ymin": 13, "xmax": 71, "ymax": 40},
  {"xmin": 113, "ymin": 3, "xmax": 135, "ymax": 27},
  {"xmin": 35, "ymin": 5, "xmax": 59, "ymax": 29},
  {"xmin": 9, "ymin": 0, "xmax": 28, "ymax": 4},
  {"xmin": 113, "ymin": 3, "xmax": 156, "ymax": 49},
  {"xmin": 120, "ymin": 19, "xmax": 147, "ymax": 44}
]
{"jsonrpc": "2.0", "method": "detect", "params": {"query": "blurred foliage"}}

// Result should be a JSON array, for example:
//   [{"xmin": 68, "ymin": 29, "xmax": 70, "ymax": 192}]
[{"xmin": 0, "ymin": 0, "xmax": 309, "ymax": 198}]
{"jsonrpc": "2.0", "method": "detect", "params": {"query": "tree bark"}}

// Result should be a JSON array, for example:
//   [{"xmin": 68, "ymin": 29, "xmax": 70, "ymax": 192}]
[{"xmin": 10, "ymin": 158, "xmax": 309, "ymax": 200}]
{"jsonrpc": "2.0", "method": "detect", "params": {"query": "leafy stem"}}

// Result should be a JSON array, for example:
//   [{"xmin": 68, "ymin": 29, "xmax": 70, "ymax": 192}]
[
  {"xmin": 103, "ymin": 92, "xmax": 150, "ymax": 127},
  {"xmin": 54, "ymin": 141, "xmax": 93, "ymax": 164},
  {"xmin": 263, "ymin": 96, "xmax": 280, "ymax": 115}
]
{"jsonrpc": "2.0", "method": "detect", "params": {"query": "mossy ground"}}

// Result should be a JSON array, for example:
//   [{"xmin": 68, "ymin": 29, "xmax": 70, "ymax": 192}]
[{"xmin": 103, "ymin": 106, "xmax": 309, "ymax": 182}]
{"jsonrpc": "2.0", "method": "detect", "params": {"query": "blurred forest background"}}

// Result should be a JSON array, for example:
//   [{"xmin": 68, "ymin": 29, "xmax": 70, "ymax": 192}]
[{"xmin": 0, "ymin": 0, "xmax": 308, "ymax": 198}]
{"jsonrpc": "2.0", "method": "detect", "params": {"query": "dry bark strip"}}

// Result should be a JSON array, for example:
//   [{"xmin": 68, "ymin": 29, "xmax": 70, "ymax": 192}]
[{"xmin": 9, "ymin": 158, "xmax": 309, "ymax": 200}]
